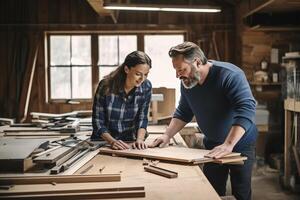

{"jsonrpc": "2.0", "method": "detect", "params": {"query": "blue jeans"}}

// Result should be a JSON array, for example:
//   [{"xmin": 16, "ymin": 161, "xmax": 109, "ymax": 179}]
[{"xmin": 203, "ymin": 142, "xmax": 256, "ymax": 200}]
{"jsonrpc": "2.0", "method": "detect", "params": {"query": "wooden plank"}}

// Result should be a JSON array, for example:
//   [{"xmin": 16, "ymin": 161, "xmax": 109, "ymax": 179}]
[
  {"xmin": 284, "ymin": 109, "xmax": 292, "ymax": 187},
  {"xmin": 147, "ymin": 125, "xmax": 168, "ymax": 134},
  {"xmin": 213, "ymin": 156, "xmax": 248, "ymax": 164},
  {"xmin": 0, "ymin": 186, "xmax": 144, "ymax": 196},
  {"xmin": 33, "ymin": 146, "xmax": 75, "ymax": 164},
  {"xmin": 4, "ymin": 132, "xmax": 63, "ymax": 137},
  {"xmin": 0, "ymin": 174, "xmax": 121, "ymax": 185},
  {"xmin": 0, "ymin": 190, "xmax": 145, "ymax": 199},
  {"xmin": 3, "ymin": 127, "xmax": 50, "ymax": 132},
  {"xmin": 19, "ymin": 34, "xmax": 40, "ymax": 123},
  {"xmin": 144, "ymin": 165, "xmax": 178, "ymax": 178},
  {"xmin": 62, "ymin": 148, "xmax": 100, "ymax": 175},
  {"xmin": 292, "ymin": 146, "xmax": 300, "ymax": 177},
  {"xmin": 100, "ymin": 146, "xmax": 241, "ymax": 164}
]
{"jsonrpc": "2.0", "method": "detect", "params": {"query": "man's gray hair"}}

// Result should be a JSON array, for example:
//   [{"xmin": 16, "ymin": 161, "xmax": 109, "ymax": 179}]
[{"xmin": 168, "ymin": 41, "xmax": 207, "ymax": 64}]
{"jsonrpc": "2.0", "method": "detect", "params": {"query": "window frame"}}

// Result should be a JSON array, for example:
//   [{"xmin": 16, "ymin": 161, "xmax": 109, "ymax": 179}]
[{"xmin": 45, "ymin": 31, "xmax": 187, "ymax": 104}]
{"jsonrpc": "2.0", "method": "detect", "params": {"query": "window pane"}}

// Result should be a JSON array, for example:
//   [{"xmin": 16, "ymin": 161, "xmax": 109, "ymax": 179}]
[
  {"xmin": 72, "ymin": 67, "xmax": 92, "ymax": 99},
  {"xmin": 50, "ymin": 36, "xmax": 70, "ymax": 65},
  {"xmin": 99, "ymin": 66, "xmax": 118, "ymax": 81},
  {"xmin": 99, "ymin": 36, "xmax": 118, "ymax": 65},
  {"xmin": 144, "ymin": 35, "xmax": 184, "ymax": 105},
  {"xmin": 71, "ymin": 36, "xmax": 91, "ymax": 65},
  {"xmin": 50, "ymin": 67, "xmax": 71, "ymax": 99},
  {"xmin": 119, "ymin": 35, "xmax": 137, "ymax": 63}
]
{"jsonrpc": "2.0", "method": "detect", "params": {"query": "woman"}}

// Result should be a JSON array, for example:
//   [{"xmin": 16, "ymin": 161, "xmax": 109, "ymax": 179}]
[{"xmin": 92, "ymin": 51, "xmax": 152, "ymax": 150}]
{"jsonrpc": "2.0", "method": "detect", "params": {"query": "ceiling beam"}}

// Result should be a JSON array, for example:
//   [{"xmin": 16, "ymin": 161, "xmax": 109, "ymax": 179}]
[{"xmin": 86, "ymin": 0, "xmax": 118, "ymax": 24}]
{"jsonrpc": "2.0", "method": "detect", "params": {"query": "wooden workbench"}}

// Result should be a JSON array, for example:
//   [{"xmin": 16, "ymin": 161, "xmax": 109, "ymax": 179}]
[
  {"xmin": 0, "ymin": 129, "xmax": 221, "ymax": 199},
  {"xmin": 72, "ymin": 132, "xmax": 221, "ymax": 200}
]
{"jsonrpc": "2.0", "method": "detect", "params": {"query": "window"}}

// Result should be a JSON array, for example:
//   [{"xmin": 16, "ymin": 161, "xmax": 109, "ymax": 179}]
[
  {"xmin": 49, "ymin": 35, "xmax": 92, "ymax": 100},
  {"xmin": 98, "ymin": 35, "xmax": 137, "ymax": 80},
  {"xmin": 47, "ymin": 32, "xmax": 185, "ymax": 102},
  {"xmin": 144, "ymin": 35, "xmax": 184, "ymax": 105}
]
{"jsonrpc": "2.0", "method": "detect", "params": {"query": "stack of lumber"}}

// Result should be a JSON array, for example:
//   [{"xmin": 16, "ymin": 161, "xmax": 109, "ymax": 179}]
[{"xmin": 1, "ymin": 111, "xmax": 93, "ymax": 136}]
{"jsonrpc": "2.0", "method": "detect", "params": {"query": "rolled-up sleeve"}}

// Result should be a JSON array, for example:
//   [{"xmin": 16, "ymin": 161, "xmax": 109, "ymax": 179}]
[
  {"xmin": 92, "ymin": 82, "xmax": 109, "ymax": 138},
  {"xmin": 173, "ymin": 85, "xmax": 194, "ymax": 123},
  {"xmin": 224, "ymin": 72, "xmax": 256, "ymax": 132},
  {"xmin": 137, "ymin": 81, "xmax": 152, "ymax": 130}
]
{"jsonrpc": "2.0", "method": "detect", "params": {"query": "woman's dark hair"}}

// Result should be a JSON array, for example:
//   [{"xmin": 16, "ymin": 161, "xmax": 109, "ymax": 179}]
[{"xmin": 101, "ymin": 51, "xmax": 152, "ymax": 95}]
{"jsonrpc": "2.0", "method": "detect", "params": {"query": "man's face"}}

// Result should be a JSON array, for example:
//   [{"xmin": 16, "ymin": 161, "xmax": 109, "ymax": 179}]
[{"xmin": 172, "ymin": 55, "xmax": 201, "ymax": 89}]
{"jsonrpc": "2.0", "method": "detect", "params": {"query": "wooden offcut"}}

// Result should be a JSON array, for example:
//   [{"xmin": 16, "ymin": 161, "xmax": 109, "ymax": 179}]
[
  {"xmin": 144, "ymin": 165, "xmax": 178, "ymax": 178},
  {"xmin": 213, "ymin": 156, "xmax": 248, "ymax": 164},
  {"xmin": 0, "ymin": 174, "xmax": 121, "ymax": 185}
]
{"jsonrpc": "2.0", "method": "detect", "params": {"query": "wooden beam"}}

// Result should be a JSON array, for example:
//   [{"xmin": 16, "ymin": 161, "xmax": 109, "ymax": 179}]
[
  {"xmin": 86, "ymin": 0, "xmax": 118, "ymax": 23},
  {"xmin": 0, "ymin": 190, "xmax": 145, "ymax": 199},
  {"xmin": 0, "ymin": 174, "xmax": 121, "ymax": 185},
  {"xmin": 0, "ymin": 186, "xmax": 145, "ymax": 196}
]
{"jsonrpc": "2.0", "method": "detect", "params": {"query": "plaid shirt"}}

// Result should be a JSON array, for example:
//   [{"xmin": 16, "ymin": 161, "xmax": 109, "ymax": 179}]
[{"xmin": 92, "ymin": 79, "xmax": 152, "ymax": 141}]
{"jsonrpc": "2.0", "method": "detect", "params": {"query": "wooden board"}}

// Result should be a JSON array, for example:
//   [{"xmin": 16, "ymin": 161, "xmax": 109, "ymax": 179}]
[
  {"xmin": 211, "ymin": 156, "xmax": 248, "ymax": 164},
  {"xmin": 0, "ymin": 186, "xmax": 144, "ymax": 196},
  {"xmin": 0, "ymin": 174, "xmax": 121, "ymax": 185},
  {"xmin": 100, "ymin": 146, "xmax": 241, "ymax": 164},
  {"xmin": 0, "ymin": 190, "xmax": 145, "ymax": 199}
]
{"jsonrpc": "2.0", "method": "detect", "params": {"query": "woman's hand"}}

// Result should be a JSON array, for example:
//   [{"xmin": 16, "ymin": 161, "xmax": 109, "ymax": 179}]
[
  {"xmin": 132, "ymin": 139, "xmax": 147, "ymax": 150},
  {"xmin": 110, "ymin": 140, "xmax": 130, "ymax": 150}
]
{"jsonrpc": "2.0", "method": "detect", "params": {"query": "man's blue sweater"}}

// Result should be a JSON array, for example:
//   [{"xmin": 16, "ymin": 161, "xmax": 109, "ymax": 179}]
[{"xmin": 173, "ymin": 61, "xmax": 257, "ymax": 151}]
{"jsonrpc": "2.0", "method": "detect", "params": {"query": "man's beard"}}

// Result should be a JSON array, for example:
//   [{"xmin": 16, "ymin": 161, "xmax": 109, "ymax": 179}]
[{"xmin": 181, "ymin": 65, "xmax": 201, "ymax": 89}]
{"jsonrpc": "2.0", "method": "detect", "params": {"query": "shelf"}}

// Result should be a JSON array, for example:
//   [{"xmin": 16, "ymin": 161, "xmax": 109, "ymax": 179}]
[
  {"xmin": 243, "ymin": 0, "xmax": 300, "ymax": 29},
  {"xmin": 248, "ymin": 25, "xmax": 300, "ymax": 32},
  {"xmin": 243, "ymin": 0, "xmax": 300, "ymax": 18},
  {"xmin": 250, "ymin": 82, "xmax": 281, "ymax": 86},
  {"xmin": 284, "ymin": 98, "xmax": 300, "ymax": 112}
]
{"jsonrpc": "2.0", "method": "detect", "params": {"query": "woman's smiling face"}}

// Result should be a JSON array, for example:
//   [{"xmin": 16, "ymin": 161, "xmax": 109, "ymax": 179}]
[{"xmin": 125, "ymin": 63, "xmax": 150, "ymax": 88}]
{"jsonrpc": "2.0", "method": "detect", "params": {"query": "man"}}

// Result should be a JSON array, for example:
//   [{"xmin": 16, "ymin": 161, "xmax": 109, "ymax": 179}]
[{"xmin": 150, "ymin": 42, "xmax": 257, "ymax": 200}]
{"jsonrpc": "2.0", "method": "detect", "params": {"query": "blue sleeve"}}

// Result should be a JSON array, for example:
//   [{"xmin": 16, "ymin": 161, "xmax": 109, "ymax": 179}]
[
  {"xmin": 223, "ymin": 71, "xmax": 256, "ymax": 132},
  {"xmin": 173, "ymin": 84, "xmax": 194, "ymax": 123},
  {"xmin": 137, "ymin": 81, "xmax": 152, "ymax": 130},
  {"xmin": 92, "ymin": 82, "xmax": 109, "ymax": 138}
]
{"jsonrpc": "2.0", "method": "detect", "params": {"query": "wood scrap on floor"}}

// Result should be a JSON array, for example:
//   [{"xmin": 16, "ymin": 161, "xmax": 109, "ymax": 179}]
[{"xmin": 144, "ymin": 165, "xmax": 178, "ymax": 178}]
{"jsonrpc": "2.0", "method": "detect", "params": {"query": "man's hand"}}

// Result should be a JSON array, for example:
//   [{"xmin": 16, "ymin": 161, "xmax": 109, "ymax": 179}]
[
  {"xmin": 205, "ymin": 142, "xmax": 234, "ymax": 159},
  {"xmin": 132, "ymin": 139, "xmax": 147, "ymax": 150},
  {"xmin": 111, "ymin": 140, "xmax": 130, "ymax": 150},
  {"xmin": 148, "ymin": 134, "xmax": 170, "ymax": 148}
]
